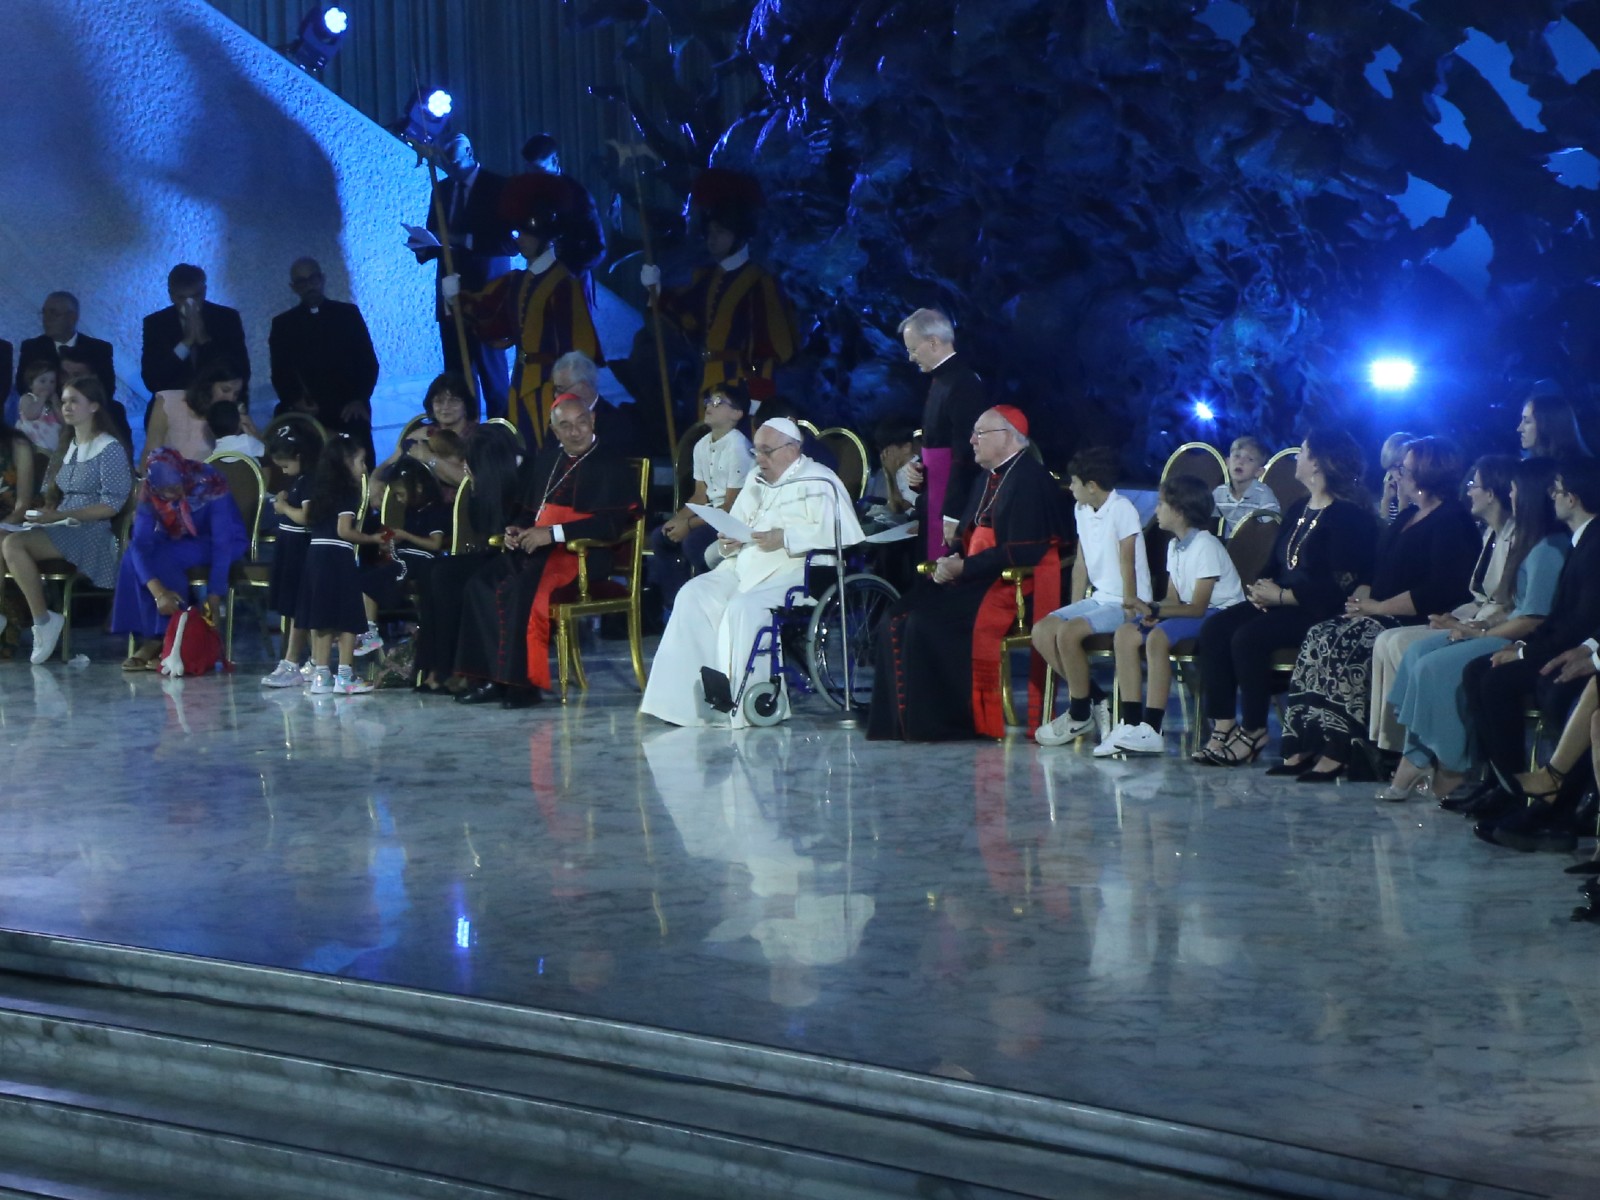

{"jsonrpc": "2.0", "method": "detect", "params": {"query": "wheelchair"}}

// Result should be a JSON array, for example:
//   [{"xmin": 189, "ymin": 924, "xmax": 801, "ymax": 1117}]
[{"xmin": 701, "ymin": 551, "xmax": 899, "ymax": 726}]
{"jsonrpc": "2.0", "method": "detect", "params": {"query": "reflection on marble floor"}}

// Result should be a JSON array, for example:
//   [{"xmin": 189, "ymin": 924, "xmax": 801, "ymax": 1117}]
[{"xmin": 1, "ymin": 650, "xmax": 1596, "ymax": 1197}]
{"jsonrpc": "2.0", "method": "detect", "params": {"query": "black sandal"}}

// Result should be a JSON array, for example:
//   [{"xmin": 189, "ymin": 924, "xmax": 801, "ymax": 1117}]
[
  {"xmin": 1205, "ymin": 726, "xmax": 1267, "ymax": 766},
  {"xmin": 1192, "ymin": 728, "xmax": 1230, "ymax": 765},
  {"xmin": 1514, "ymin": 763, "xmax": 1565, "ymax": 803}
]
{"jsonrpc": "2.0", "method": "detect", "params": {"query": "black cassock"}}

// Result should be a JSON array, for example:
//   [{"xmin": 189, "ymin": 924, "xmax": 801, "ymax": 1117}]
[
  {"xmin": 454, "ymin": 441, "xmax": 635, "ymax": 687},
  {"xmin": 867, "ymin": 452, "xmax": 1064, "ymax": 742}
]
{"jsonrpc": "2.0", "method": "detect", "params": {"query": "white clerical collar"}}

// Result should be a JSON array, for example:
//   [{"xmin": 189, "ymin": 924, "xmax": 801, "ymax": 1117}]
[
  {"xmin": 718, "ymin": 246, "xmax": 750, "ymax": 272},
  {"xmin": 56, "ymin": 333, "xmax": 79, "ymax": 350},
  {"xmin": 529, "ymin": 245, "xmax": 558, "ymax": 274},
  {"xmin": 927, "ymin": 349, "xmax": 956, "ymax": 371},
  {"xmin": 990, "ymin": 449, "xmax": 1023, "ymax": 472}
]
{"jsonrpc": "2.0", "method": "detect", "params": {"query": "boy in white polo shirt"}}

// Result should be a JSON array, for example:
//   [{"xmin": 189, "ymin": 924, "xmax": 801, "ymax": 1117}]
[
  {"xmin": 1097, "ymin": 473, "xmax": 1244, "ymax": 756},
  {"xmin": 1033, "ymin": 447, "xmax": 1151, "ymax": 745}
]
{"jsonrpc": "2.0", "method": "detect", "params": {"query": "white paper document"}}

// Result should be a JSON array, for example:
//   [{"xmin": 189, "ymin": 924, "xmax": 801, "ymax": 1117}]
[
  {"xmin": 0, "ymin": 518, "xmax": 80, "ymax": 532},
  {"xmin": 402, "ymin": 223, "xmax": 441, "ymax": 252},
  {"xmin": 863, "ymin": 522, "xmax": 918, "ymax": 544},
  {"xmin": 687, "ymin": 503, "xmax": 755, "ymax": 543}
]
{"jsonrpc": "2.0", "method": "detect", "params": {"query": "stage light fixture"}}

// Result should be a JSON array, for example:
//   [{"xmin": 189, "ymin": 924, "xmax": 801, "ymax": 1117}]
[
  {"xmin": 1368, "ymin": 357, "xmax": 1418, "ymax": 393},
  {"xmin": 395, "ymin": 87, "xmax": 455, "ymax": 145},
  {"xmin": 1193, "ymin": 399, "xmax": 1216, "ymax": 421},
  {"xmin": 286, "ymin": 5, "xmax": 350, "ymax": 76}
]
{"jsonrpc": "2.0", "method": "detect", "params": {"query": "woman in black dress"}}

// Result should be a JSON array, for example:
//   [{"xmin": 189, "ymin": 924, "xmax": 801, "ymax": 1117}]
[
  {"xmin": 1274, "ymin": 436, "xmax": 1480, "ymax": 781},
  {"xmin": 1195, "ymin": 427, "xmax": 1376, "ymax": 766}
]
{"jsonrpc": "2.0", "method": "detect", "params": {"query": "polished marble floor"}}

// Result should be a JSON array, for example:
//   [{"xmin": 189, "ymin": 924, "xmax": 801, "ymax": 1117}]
[{"xmin": 1, "ymin": 638, "xmax": 1596, "ymax": 1197}]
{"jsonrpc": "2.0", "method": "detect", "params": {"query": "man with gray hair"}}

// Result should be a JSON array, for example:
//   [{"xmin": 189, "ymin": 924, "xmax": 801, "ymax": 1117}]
[
  {"xmin": 551, "ymin": 350, "xmax": 642, "ymax": 455},
  {"xmin": 898, "ymin": 307, "xmax": 986, "ymax": 559},
  {"xmin": 641, "ymin": 417, "xmax": 863, "ymax": 727},
  {"xmin": 17, "ymin": 291, "xmax": 116, "ymax": 397}
]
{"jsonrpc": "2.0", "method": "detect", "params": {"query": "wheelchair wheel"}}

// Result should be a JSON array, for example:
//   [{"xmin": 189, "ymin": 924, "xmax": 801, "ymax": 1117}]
[
  {"xmin": 805, "ymin": 573, "xmax": 899, "ymax": 710},
  {"xmin": 744, "ymin": 679, "xmax": 785, "ymax": 726}
]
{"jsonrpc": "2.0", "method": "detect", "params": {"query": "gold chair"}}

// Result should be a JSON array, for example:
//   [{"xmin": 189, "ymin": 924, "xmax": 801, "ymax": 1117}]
[
  {"xmin": 1225, "ymin": 511, "xmax": 1280, "ymax": 586},
  {"xmin": 552, "ymin": 457, "xmax": 650, "ymax": 699},
  {"xmin": 1159, "ymin": 442, "xmax": 1226, "ymax": 491},
  {"xmin": 450, "ymin": 477, "xmax": 484, "ymax": 556},
  {"xmin": 195, "ymin": 452, "xmax": 266, "ymax": 663},
  {"xmin": 816, "ymin": 426, "xmax": 869, "ymax": 500},
  {"xmin": 1262, "ymin": 447, "xmax": 1307, "ymax": 513},
  {"xmin": 486, "ymin": 417, "xmax": 519, "ymax": 439}
]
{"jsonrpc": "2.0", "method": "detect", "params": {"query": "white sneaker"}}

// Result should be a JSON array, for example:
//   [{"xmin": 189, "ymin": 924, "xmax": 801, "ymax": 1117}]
[
  {"xmin": 260, "ymin": 661, "xmax": 303, "ymax": 688},
  {"xmin": 335, "ymin": 674, "xmax": 374, "ymax": 695},
  {"xmin": 1093, "ymin": 723, "xmax": 1136, "ymax": 757},
  {"xmin": 353, "ymin": 629, "xmax": 384, "ymax": 657},
  {"xmin": 299, "ymin": 660, "xmax": 316, "ymax": 681},
  {"xmin": 29, "ymin": 612, "xmax": 65, "ymax": 665},
  {"xmin": 1035, "ymin": 710, "xmax": 1096, "ymax": 747},
  {"xmin": 1112, "ymin": 722, "xmax": 1166, "ymax": 755},
  {"xmin": 1091, "ymin": 698, "xmax": 1112, "ymax": 741},
  {"xmin": 308, "ymin": 670, "xmax": 335, "ymax": 695}
]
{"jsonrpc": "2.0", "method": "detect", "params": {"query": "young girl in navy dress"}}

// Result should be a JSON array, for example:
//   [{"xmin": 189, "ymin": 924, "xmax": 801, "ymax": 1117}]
[
  {"xmin": 357, "ymin": 458, "xmax": 448, "ymax": 656},
  {"xmin": 296, "ymin": 436, "xmax": 382, "ymax": 695},
  {"xmin": 260, "ymin": 428, "xmax": 320, "ymax": 687}
]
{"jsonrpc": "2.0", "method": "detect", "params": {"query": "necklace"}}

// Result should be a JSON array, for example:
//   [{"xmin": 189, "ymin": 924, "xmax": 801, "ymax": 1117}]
[
  {"xmin": 974, "ymin": 454, "xmax": 1021, "ymax": 527},
  {"xmin": 540, "ymin": 442, "xmax": 595, "ymax": 508},
  {"xmin": 1285, "ymin": 500, "xmax": 1330, "ymax": 569}
]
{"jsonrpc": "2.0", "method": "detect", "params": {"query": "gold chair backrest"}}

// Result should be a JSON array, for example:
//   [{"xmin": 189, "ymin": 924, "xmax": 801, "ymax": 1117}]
[
  {"xmin": 1262, "ymin": 447, "xmax": 1308, "ymax": 512},
  {"xmin": 206, "ymin": 452, "xmax": 266, "ymax": 558},
  {"xmin": 451, "ymin": 475, "xmax": 483, "ymax": 555},
  {"xmin": 1226, "ymin": 511, "xmax": 1281, "ymax": 586},
  {"xmin": 1159, "ymin": 442, "xmax": 1226, "ymax": 491},
  {"xmin": 816, "ymin": 427, "xmax": 869, "ymax": 500}
]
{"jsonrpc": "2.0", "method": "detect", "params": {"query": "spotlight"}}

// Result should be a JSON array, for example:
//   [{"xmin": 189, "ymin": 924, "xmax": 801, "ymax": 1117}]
[
  {"xmin": 1368, "ymin": 357, "xmax": 1417, "ymax": 393},
  {"xmin": 286, "ymin": 6, "xmax": 350, "ymax": 75},
  {"xmin": 395, "ymin": 87, "xmax": 455, "ymax": 145},
  {"xmin": 1193, "ymin": 399, "xmax": 1216, "ymax": 421}
]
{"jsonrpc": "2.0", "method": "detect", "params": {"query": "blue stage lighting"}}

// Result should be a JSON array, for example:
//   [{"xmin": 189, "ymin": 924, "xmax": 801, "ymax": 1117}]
[
  {"xmin": 427, "ymin": 90, "xmax": 454, "ymax": 119},
  {"xmin": 1368, "ymin": 357, "xmax": 1418, "ymax": 392},
  {"xmin": 286, "ymin": 4, "xmax": 349, "ymax": 75},
  {"xmin": 395, "ymin": 87, "xmax": 455, "ymax": 146},
  {"xmin": 1193, "ymin": 399, "xmax": 1216, "ymax": 421}
]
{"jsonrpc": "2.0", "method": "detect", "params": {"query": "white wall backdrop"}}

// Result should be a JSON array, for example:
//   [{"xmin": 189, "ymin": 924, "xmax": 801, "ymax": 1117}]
[{"xmin": 0, "ymin": 0, "xmax": 440, "ymax": 434}]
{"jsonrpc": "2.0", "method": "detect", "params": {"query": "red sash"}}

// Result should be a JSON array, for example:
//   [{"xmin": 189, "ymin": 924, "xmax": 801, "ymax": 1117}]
[
  {"xmin": 524, "ymin": 502, "xmax": 589, "ymax": 691},
  {"xmin": 968, "ymin": 543, "xmax": 1061, "ymax": 740}
]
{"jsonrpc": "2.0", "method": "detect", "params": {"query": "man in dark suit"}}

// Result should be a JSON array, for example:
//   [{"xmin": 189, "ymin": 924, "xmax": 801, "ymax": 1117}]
[
  {"xmin": 1464, "ymin": 456, "xmax": 1600, "ymax": 846},
  {"xmin": 898, "ymin": 308, "xmax": 988, "ymax": 560},
  {"xmin": 268, "ymin": 257, "xmax": 379, "ymax": 451},
  {"xmin": 15, "ymin": 292, "xmax": 116, "ymax": 398},
  {"xmin": 140, "ymin": 263, "xmax": 250, "ymax": 400},
  {"xmin": 415, "ymin": 134, "xmax": 516, "ymax": 420}
]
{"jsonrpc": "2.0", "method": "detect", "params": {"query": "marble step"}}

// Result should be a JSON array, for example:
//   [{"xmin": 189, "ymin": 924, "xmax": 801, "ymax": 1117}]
[{"xmin": 0, "ymin": 929, "xmax": 1536, "ymax": 1200}]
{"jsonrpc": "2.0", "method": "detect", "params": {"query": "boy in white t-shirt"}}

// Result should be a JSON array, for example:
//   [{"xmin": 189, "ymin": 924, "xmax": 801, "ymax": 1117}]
[
  {"xmin": 1096, "ymin": 474, "xmax": 1245, "ymax": 756},
  {"xmin": 647, "ymin": 381, "xmax": 756, "ymax": 611},
  {"xmin": 1033, "ymin": 447, "xmax": 1151, "ymax": 746}
]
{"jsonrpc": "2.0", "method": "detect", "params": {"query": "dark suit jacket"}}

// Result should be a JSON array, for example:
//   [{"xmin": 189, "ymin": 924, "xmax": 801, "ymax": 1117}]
[
  {"xmin": 16, "ymin": 333, "xmax": 116, "ymax": 397},
  {"xmin": 268, "ymin": 300, "xmax": 379, "ymax": 429},
  {"xmin": 140, "ymin": 302, "xmax": 250, "ymax": 396},
  {"xmin": 510, "ymin": 439, "xmax": 639, "ymax": 574},
  {"xmin": 420, "ymin": 168, "xmax": 518, "ymax": 296},
  {"xmin": 1525, "ymin": 521, "xmax": 1600, "ymax": 662},
  {"xmin": 921, "ymin": 354, "xmax": 988, "ymax": 522}
]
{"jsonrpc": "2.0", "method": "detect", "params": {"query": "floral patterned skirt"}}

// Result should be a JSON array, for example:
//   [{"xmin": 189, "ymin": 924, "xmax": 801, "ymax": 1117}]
[{"xmin": 1281, "ymin": 614, "xmax": 1403, "ymax": 764}]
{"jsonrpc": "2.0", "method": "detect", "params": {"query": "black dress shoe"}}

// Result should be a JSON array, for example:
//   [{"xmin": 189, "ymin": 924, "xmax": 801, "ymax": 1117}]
[
  {"xmin": 1579, "ymin": 877, "xmax": 1600, "ymax": 900},
  {"xmin": 456, "ymin": 682, "xmax": 506, "ymax": 705},
  {"xmin": 501, "ymin": 686, "xmax": 543, "ymax": 710},
  {"xmin": 1296, "ymin": 765, "xmax": 1346, "ymax": 783},
  {"xmin": 1477, "ymin": 802, "xmax": 1579, "ymax": 853},
  {"xmin": 1264, "ymin": 761, "xmax": 1310, "ymax": 777},
  {"xmin": 1569, "ymin": 899, "xmax": 1600, "ymax": 924},
  {"xmin": 1462, "ymin": 788, "xmax": 1518, "ymax": 822},
  {"xmin": 1442, "ymin": 778, "xmax": 1500, "ymax": 812}
]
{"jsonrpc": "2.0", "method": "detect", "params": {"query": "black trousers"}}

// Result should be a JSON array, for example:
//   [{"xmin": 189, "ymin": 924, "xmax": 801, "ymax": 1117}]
[
  {"xmin": 1198, "ymin": 603, "xmax": 1320, "ymax": 729},
  {"xmin": 1463, "ymin": 654, "xmax": 1588, "ymax": 784},
  {"xmin": 415, "ymin": 553, "xmax": 492, "ymax": 677}
]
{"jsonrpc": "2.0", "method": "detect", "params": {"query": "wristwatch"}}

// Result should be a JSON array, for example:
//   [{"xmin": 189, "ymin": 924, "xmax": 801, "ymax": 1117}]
[{"xmin": 1149, "ymin": 602, "xmax": 1162, "ymax": 620}]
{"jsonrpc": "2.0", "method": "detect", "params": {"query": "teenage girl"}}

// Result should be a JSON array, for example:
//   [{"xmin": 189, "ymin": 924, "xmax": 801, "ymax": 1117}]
[
  {"xmin": 295, "ymin": 436, "xmax": 384, "ymax": 695},
  {"xmin": 357, "ymin": 457, "xmax": 449, "ymax": 655},
  {"xmin": 260, "ymin": 428, "xmax": 319, "ymax": 687}
]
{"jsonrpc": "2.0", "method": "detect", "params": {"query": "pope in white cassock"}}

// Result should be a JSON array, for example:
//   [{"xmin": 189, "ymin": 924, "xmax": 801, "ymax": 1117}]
[{"xmin": 641, "ymin": 417, "xmax": 864, "ymax": 727}]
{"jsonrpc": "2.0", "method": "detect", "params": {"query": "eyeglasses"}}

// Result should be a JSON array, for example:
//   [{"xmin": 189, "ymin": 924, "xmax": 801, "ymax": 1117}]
[
  {"xmin": 705, "ymin": 397, "xmax": 734, "ymax": 409},
  {"xmin": 753, "ymin": 440, "xmax": 798, "ymax": 458},
  {"xmin": 971, "ymin": 428, "xmax": 1008, "ymax": 438}
]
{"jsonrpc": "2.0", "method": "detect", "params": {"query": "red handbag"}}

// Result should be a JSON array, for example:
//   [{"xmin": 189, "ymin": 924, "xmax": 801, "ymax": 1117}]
[{"xmin": 159, "ymin": 607, "xmax": 222, "ymax": 677}]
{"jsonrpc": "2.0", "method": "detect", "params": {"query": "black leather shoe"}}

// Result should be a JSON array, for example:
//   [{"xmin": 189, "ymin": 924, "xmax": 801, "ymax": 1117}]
[
  {"xmin": 1563, "ymin": 860, "xmax": 1600, "ymax": 876},
  {"xmin": 1443, "ymin": 778, "xmax": 1500, "ymax": 812},
  {"xmin": 456, "ymin": 682, "xmax": 505, "ymax": 705},
  {"xmin": 1462, "ymin": 789, "xmax": 1518, "ymax": 822},
  {"xmin": 501, "ymin": 687, "xmax": 543, "ymax": 710},
  {"xmin": 1569, "ymin": 899, "xmax": 1600, "ymax": 924},
  {"xmin": 1264, "ymin": 761, "xmax": 1309, "ymax": 777},
  {"xmin": 1578, "ymin": 878, "xmax": 1600, "ymax": 900},
  {"xmin": 1477, "ymin": 802, "xmax": 1579, "ymax": 853}
]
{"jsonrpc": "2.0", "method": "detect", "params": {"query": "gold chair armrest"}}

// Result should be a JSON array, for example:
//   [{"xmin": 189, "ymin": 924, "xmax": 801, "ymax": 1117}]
[
  {"xmin": 916, "ymin": 561, "xmax": 937, "ymax": 577},
  {"xmin": 999, "ymin": 566, "xmax": 1035, "ymax": 584},
  {"xmin": 565, "ymin": 531, "xmax": 635, "ymax": 602}
]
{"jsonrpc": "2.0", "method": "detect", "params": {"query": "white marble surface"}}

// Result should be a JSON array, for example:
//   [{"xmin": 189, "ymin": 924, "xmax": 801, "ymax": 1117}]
[{"xmin": 1, "ymin": 646, "xmax": 1596, "ymax": 1198}]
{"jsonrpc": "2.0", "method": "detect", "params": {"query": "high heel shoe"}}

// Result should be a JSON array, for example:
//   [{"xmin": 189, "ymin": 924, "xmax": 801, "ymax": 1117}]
[
  {"xmin": 1191, "ymin": 729, "xmax": 1229, "ymax": 765},
  {"xmin": 1513, "ymin": 763, "xmax": 1565, "ymax": 804},
  {"xmin": 1375, "ymin": 773, "xmax": 1434, "ymax": 803},
  {"xmin": 1203, "ymin": 726, "xmax": 1266, "ymax": 766}
]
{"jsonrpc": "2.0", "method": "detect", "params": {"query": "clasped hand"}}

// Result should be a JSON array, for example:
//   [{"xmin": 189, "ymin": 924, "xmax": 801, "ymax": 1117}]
[
  {"xmin": 504, "ymin": 525, "xmax": 552, "ymax": 552},
  {"xmin": 1540, "ymin": 645, "xmax": 1599, "ymax": 684},
  {"xmin": 932, "ymin": 553, "xmax": 964, "ymax": 584}
]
